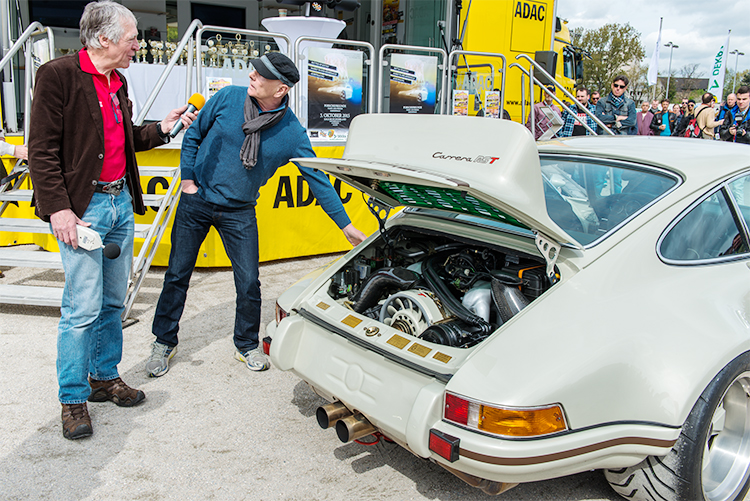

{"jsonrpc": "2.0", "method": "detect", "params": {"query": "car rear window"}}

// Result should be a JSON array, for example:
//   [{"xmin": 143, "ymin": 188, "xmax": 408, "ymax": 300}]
[{"xmin": 541, "ymin": 157, "xmax": 679, "ymax": 246}]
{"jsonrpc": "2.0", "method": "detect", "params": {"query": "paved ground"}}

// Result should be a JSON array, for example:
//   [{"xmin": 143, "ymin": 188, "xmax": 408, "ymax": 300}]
[{"xmin": 0, "ymin": 249, "xmax": 621, "ymax": 501}]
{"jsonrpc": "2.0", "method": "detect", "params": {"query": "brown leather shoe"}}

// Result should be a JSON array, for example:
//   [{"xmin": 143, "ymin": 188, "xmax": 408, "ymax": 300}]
[
  {"xmin": 88, "ymin": 377, "xmax": 145, "ymax": 407},
  {"xmin": 61, "ymin": 403, "xmax": 93, "ymax": 440}
]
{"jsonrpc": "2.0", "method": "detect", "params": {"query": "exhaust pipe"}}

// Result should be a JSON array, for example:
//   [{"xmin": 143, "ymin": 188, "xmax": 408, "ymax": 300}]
[
  {"xmin": 316, "ymin": 401, "xmax": 352, "ymax": 429},
  {"xmin": 336, "ymin": 413, "xmax": 377, "ymax": 443}
]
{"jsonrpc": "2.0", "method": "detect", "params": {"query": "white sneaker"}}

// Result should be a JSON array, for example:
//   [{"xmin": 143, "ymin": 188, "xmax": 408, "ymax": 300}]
[
  {"xmin": 145, "ymin": 341, "xmax": 177, "ymax": 377},
  {"xmin": 235, "ymin": 348, "xmax": 270, "ymax": 372}
]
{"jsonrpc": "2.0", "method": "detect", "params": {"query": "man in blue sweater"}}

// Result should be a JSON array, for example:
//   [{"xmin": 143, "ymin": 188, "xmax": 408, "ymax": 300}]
[{"xmin": 147, "ymin": 53, "xmax": 366, "ymax": 376}]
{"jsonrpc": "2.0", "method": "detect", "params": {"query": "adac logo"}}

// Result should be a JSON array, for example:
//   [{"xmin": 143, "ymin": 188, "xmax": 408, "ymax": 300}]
[
  {"xmin": 432, "ymin": 152, "xmax": 499, "ymax": 164},
  {"xmin": 514, "ymin": 1, "xmax": 546, "ymax": 22}
]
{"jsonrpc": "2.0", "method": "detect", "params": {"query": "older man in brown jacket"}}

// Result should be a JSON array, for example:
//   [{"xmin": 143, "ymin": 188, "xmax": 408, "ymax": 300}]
[{"xmin": 28, "ymin": 1, "xmax": 193, "ymax": 440}]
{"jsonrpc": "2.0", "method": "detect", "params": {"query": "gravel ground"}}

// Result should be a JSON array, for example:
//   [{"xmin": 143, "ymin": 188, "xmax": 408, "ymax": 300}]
[{"xmin": 0, "ymin": 250, "xmax": 621, "ymax": 501}]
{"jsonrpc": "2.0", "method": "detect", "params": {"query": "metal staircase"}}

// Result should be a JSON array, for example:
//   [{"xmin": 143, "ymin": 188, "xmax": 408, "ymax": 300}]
[
  {"xmin": 0, "ymin": 162, "xmax": 181, "ymax": 319},
  {"xmin": 0, "ymin": 20, "xmax": 186, "ymax": 321}
]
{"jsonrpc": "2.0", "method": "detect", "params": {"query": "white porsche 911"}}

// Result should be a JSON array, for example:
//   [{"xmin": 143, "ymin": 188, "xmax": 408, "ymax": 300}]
[{"xmin": 266, "ymin": 114, "xmax": 750, "ymax": 501}]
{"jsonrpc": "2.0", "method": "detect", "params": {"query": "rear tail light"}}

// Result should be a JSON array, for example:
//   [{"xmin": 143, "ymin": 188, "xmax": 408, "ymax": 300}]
[
  {"xmin": 261, "ymin": 336, "xmax": 272, "ymax": 356},
  {"xmin": 444, "ymin": 392, "xmax": 475, "ymax": 425},
  {"xmin": 429, "ymin": 429, "xmax": 460, "ymax": 462},
  {"xmin": 444, "ymin": 392, "xmax": 567, "ymax": 438},
  {"xmin": 275, "ymin": 301, "xmax": 288, "ymax": 325}
]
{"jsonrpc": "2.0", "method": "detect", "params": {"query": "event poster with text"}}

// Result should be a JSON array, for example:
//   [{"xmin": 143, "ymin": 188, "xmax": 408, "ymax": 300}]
[
  {"xmin": 389, "ymin": 53, "xmax": 437, "ymax": 114},
  {"xmin": 307, "ymin": 47, "xmax": 363, "ymax": 141}
]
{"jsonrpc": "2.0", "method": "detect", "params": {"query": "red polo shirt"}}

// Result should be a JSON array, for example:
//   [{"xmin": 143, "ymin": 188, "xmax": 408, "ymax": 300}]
[{"xmin": 79, "ymin": 49, "xmax": 126, "ymax": 182}]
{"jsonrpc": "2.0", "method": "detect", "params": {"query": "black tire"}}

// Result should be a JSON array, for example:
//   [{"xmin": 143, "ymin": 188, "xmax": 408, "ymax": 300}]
[{"xmin": 604, "ymin": 351, "xmax": 750, "ymax": 501}]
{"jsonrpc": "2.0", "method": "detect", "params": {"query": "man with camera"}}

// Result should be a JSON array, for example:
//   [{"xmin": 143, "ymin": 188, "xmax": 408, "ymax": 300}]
[{"xmin": 720, "ymin": 86, "xmax": 750, "ymax": 145}]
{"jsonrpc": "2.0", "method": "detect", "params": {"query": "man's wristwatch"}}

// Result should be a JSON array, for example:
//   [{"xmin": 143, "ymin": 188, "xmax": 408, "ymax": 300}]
[{"xmin": 156, "ymin": 122, "xmax": 170, "ymax": 142}]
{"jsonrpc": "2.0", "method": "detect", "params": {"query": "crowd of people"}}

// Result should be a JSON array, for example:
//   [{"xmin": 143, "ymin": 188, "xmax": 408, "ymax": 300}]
[{"xmin": 527, "ymin": 74, "xmax": 750, "ymax": 145}]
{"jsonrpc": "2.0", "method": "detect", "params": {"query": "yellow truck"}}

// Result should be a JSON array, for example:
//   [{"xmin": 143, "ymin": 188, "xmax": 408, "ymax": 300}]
[{"xmin": 452, "ymin": 0, "xmax": 583, "ymax": 121}]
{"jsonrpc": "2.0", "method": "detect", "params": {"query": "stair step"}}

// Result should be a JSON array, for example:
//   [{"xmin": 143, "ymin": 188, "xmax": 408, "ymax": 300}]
[
  {"xmin": 0, "ymin": 248, "xmax": 62, "ymax": 268},
  {"xmin": 0, "ymin": 284, "xmax": 62, "ymax": 306},
  {"xmin": 0, "ymin": 218, "xmax": 153, "ymax": 238},
  {"xmin": 0, "ymin": 190, "xmax": 32, "ymax": 202},
  {"xmin": 138, "ymin": 166, "xmax": 180, "ymax": 177},
  {"xmin": 0, "ymin": 192, "xmax": 168, "ymax": 204}
]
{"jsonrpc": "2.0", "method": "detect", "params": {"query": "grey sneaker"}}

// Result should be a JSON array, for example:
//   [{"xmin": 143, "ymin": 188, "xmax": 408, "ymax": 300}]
[
  {"xmin": 235, "ymin": 347, "xmax": 270, "ymax": 372},
  {"xmin": 146, "ymin": 341, "xmax": 177, "ymax": 377}
]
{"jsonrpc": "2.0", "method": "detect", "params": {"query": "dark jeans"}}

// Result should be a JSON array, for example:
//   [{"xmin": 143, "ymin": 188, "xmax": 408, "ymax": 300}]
[{"xmin": 152, "ymin": 192, "xmax": 261, "ymax": 352}]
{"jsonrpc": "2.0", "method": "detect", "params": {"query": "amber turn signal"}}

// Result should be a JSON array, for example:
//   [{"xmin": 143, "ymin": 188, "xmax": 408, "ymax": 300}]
[
  {"xmin": 478, "ymin": 404, "xmax": 566, "ymax": 437},
  {"xmin": 444, "ymin": 392, "xmax": 567, "ymax": 438}
]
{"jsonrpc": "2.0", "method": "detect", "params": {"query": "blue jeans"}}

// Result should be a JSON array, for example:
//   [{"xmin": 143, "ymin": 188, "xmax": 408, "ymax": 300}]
[
  {"xmin": 152, "ymin": 192, "xmax": 261, "ymax": 353},
  {"xmin": 57, "ymin": 186, "xmax": 134, "ymax": 404}
]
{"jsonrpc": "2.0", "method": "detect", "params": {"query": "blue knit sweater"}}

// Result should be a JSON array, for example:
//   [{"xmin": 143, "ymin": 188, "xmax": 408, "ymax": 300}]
[{"xmin": 180, "ymin": 85, "xmax": 350, "ymax": 228}]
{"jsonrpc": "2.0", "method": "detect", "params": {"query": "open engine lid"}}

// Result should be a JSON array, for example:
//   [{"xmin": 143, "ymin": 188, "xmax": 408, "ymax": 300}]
[{"xmin": 294, "ymin": 114, "xmax": 581, "ymax": 251}]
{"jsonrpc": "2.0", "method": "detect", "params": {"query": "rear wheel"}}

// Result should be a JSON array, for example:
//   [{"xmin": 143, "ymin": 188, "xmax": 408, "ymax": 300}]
[{"xmin": 605, "ymin": 352, "xmax": 750, "ymax": 501}]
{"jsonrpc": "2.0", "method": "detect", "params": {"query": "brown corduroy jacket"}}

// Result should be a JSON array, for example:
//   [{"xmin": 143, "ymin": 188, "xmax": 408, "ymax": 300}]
[{"xmin": 28, "ymin": 52, "xmax": 164, "ymax": 221}]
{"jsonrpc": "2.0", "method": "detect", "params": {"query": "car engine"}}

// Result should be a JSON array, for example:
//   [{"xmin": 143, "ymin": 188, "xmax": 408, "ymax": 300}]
[{"xmin": 327, "ymin": 227, "xmax": 554, "ymax": 348}]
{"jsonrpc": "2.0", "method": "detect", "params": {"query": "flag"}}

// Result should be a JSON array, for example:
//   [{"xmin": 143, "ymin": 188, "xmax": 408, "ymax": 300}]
[
  {"xmin": 708, "ymin": 30, "xmax": 731, "ymax": 100},
  {"xmin": 647, "ymin": 18, "xmax": 662, "ymax": 86}
]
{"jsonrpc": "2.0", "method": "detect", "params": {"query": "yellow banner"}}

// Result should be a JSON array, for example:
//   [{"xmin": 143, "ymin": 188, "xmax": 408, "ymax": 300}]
[{"xmin": 1, "ymin": 145, "xmax": 379, "ymax": 267}]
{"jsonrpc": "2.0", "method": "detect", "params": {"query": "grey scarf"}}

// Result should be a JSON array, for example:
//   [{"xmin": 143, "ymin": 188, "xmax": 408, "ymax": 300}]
[{"xmin": 240, "ymin": 96, "xmax": 288, "ymax": 170}]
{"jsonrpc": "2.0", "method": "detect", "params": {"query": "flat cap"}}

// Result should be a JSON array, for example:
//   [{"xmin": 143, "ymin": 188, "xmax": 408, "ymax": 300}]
[{"xmin": 252, "ymin": 53, "xmax": 300, "ymax": 87}]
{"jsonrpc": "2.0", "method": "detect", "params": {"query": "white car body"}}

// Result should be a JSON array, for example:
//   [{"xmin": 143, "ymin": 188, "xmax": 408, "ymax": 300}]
[{"xmin": 268, "ymin": 114, "xmax": 750, "ymax": 499}]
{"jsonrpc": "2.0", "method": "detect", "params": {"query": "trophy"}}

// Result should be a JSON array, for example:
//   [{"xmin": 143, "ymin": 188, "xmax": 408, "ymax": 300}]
[
  {"xmin": 149, "ymin": 40, "xmax": 159, "ymax": 64},
  {"xmin": 241, "ymin": 43, "xmax": 249, "ymax": 65},
  {"xmin": 137, "ymin": 39, "xmax": 147, "ymax": 63},
  {"xmin": 207, "ymin": 39, "xmax": 217, "ymax": 67},
  {"xmin": 165, "ymin": 42, "xmax": 176, "ymax": 64},
  {"xmin": 156, "ymin": 41, "xmax": 165, "ymax": 64}
]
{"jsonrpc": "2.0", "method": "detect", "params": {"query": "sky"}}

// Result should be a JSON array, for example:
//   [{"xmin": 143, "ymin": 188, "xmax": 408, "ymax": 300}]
[{"xmin": 557, "ymin": 0, "xmax": 750, "ymax": 85}]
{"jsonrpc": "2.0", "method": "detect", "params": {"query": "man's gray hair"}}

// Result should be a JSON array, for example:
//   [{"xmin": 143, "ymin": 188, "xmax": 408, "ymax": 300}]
[{"xmin": 79, "ymin": 1, "xmax": 137, "ymax": 49}]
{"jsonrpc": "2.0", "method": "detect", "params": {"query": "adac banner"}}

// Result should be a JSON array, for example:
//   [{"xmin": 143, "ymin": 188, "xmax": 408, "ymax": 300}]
[
  {"xmin": 136, "ymin": 146, "xmax": 379, "ymax": 267},
  {"xmin": 1, "ymin": 146, "xmax": 380, "ymax": 267}
]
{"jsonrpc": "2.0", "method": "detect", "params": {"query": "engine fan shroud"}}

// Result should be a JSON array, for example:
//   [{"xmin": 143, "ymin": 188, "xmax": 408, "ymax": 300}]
[{"xmin": 378, "ymin": 290, "xmax": 445, "ymax": 337}]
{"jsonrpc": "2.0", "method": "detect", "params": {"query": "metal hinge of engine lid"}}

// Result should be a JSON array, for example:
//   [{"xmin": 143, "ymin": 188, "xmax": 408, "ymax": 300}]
[
  {"xmin": 534, "ymin": 231, "xmax": 560, "ymax": 278},
  {"xmin": 366, "ymin": 195, "xmax": 394, "ymax": 245}
]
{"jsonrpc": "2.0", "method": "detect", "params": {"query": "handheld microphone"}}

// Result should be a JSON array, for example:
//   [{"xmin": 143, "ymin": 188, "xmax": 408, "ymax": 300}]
[
  {"xmin": 76, "ymin": 226, "xmax": 121, "ymax": 259},
  {"xmin": 169, "ymin": 93, "xmax": 206, "ymax": 138}
]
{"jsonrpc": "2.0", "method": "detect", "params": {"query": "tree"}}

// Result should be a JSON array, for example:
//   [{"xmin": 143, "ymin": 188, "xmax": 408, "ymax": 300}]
[
  {"xmin": 678, "ymin": 63, "xmax": 704, "ymax": 79},
  {"xmin": 576, "ymin": 23, "xmax": 645, "ymax": 94},
  {"xmin": 570, "ymin": 26, "xmax": 583, "ymax": 47},
  {"xmin": 722, "ymin": 69, "xmax": 750, "ymax": 98},
  {"xmin": 627, "ymin": 62, "xmax": 650, "ymax": 104}
]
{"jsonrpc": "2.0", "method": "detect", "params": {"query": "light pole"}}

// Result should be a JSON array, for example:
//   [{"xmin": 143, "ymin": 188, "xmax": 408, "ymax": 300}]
[
  {"xmin": 664, "ymin": 42, "xmax": 679, "ymax": 100},
  {"xmin": 730, "ymin": 50, "xmax": 745, "ymax": 92}
]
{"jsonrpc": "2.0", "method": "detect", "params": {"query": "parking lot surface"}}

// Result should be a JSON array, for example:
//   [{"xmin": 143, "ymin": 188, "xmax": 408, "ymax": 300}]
[{"xmin": 1, "ymin": 250, "xmax": 620, "ymax": 500}]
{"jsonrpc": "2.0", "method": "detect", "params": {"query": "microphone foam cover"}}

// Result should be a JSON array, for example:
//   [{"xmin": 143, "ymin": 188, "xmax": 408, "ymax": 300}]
[
  {"xmin": 187, "ymin": 93, "xmax": 206, "ymax": 110},
  {"xmin": 103, "ymin": 243, "xmax": 121, "ymax": 259}
]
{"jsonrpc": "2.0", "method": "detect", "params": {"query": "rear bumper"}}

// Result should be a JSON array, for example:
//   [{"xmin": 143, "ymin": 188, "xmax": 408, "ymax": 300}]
[{"xmin": 269, "ymin": 314, "xmax": 680, "ymax": 484}]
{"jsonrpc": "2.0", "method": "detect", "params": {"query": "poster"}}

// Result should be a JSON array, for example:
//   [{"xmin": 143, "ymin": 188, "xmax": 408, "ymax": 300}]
[
  {"xmin": 389, "ymin": 53, "xmax": 438, "ymax": 115},
  {"xmin": 453, "ymin": 90, "xmax": 469, "ymax": 116},
  {"xmin": 207, "ymin": 77, "xmax": 232, "ymax": 98},
  {"xmin": 307, "ymin": 47, "xmax": 364, "ymax": 142},
  {"xmin": 382, "ymin": 0, "xmax": 402, "ymax": 44},
  {"xmin": 485, "ymin": 90, "xmax": 500, "ymax": 118}
]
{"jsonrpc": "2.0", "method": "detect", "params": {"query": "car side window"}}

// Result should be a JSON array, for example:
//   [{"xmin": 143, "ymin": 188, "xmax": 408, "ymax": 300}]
[
  {"xmin": 541, "ymin": 158, "xmax": 678, "ymax": 246},
  {"xmin": 660, "ymin": 190, "xmax": 748, "ymax": 262},
  {"xmin": 728, "ymin": 175, "xmax": 750, "ymax": 229}
]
